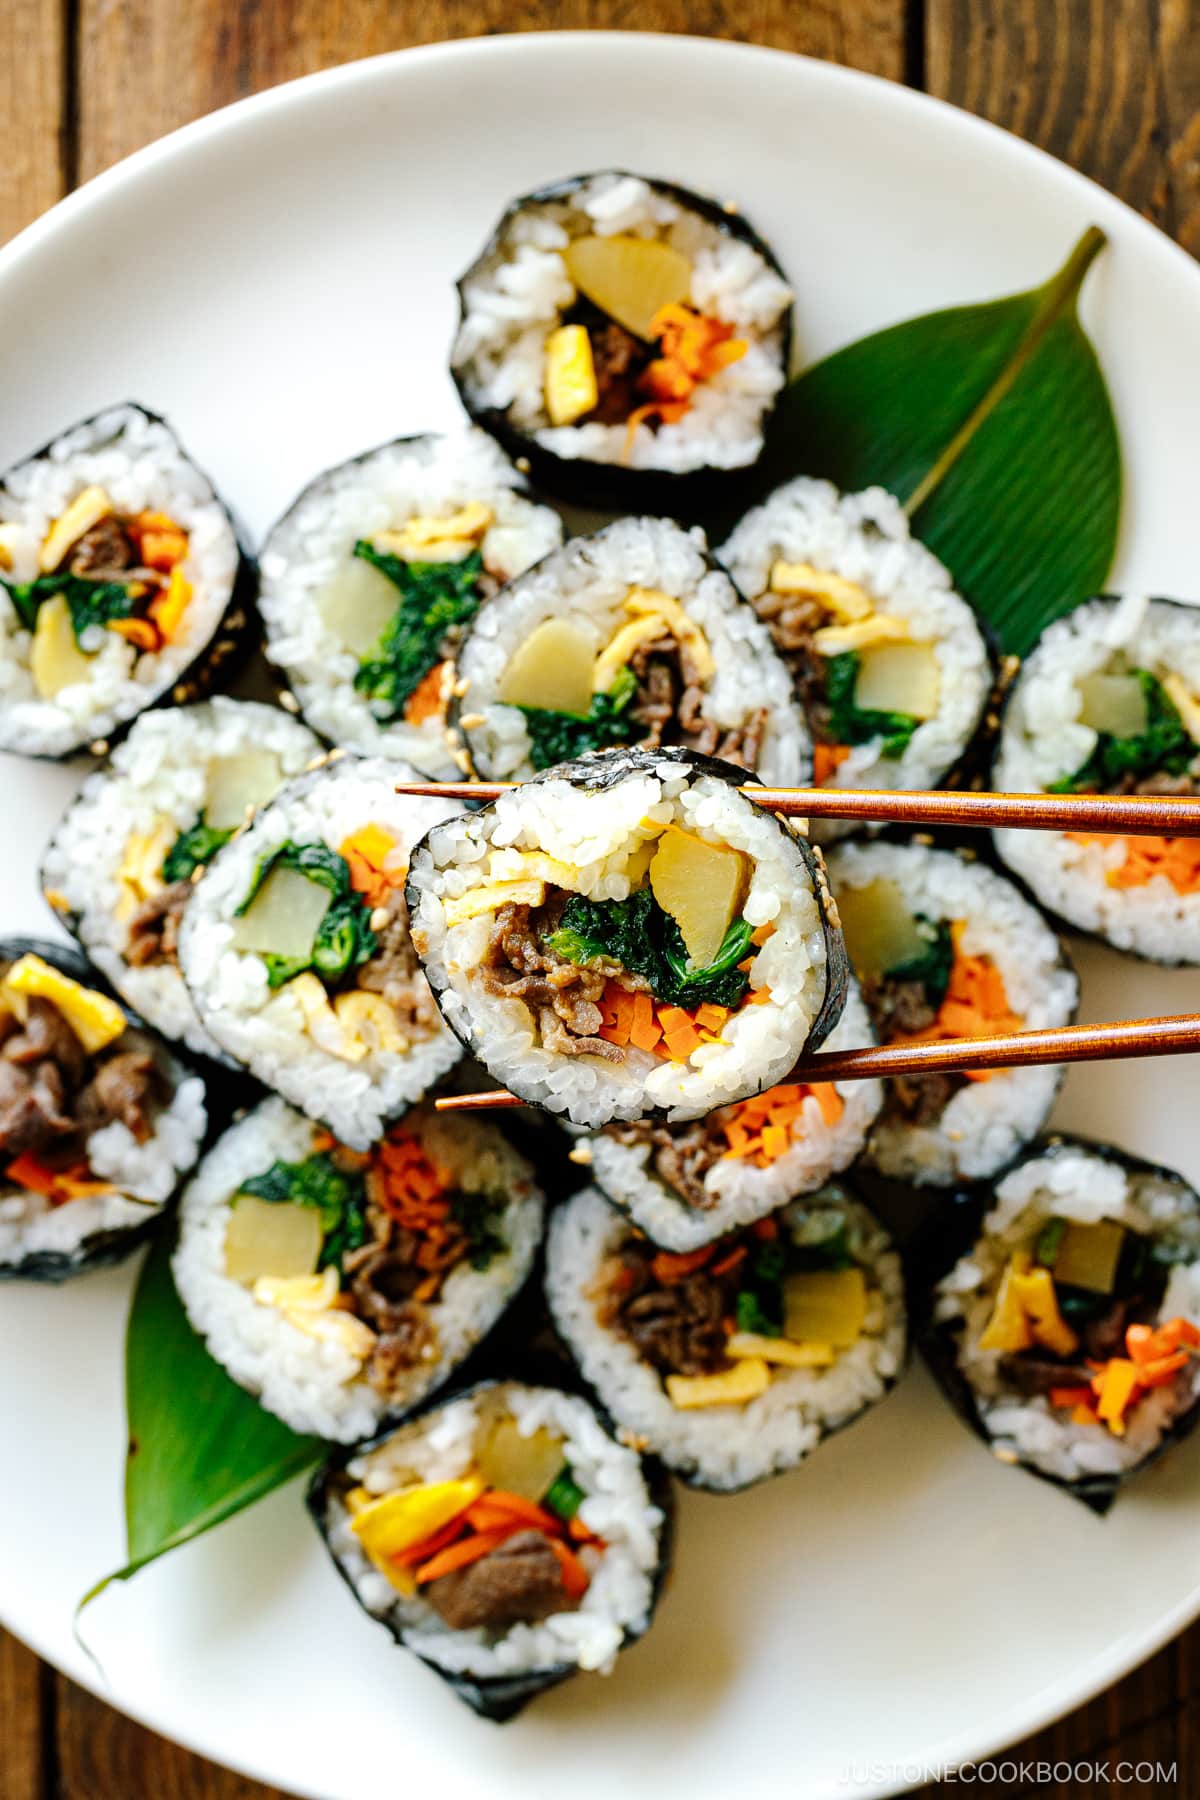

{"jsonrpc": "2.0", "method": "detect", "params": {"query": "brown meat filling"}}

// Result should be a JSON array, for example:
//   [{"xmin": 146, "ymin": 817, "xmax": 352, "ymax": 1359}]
[
  {"xmin": 596, "ymin": 1238, "xmax": 738, "ymax": 1377},
  {"xmin": 424, "ymin": 1527, "xmax": 576, "ymax": 1632},
  {"xmin": 481, "ymin": 898, "xmax": 625, "ymax": 1062},
  {"xmin": 357, "ymin": 887, "xmax": 442, "ymax": 1039},
  {"xmin": 126, "ymin": 879, "xmax": 193, "ymax": 968},
  {"xmin": 608, "ymin": 1116, "xmax": 722, "ymax": 1211},
  {"xmin": 751, "ymin": 590, "xmax": 834, "ymax": 742},
  {"xmin": 860, "ymin": 970, "xmax": 965, "ymax": 1128},
  {"xmin": 626, "ymin": 630, "xmax": 767, "ymax": 773},
  {"xmin": 0, "ymin": 997, "xmax": 167, "ymax": 1161}
]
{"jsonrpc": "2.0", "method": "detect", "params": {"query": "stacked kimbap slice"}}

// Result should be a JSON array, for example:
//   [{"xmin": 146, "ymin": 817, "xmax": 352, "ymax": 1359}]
[
  {"xmin": 925, "ymin": 1137, "xmax": 1200, "ymax": 1510},
  {"xmin": 452, "ymin": 171, "xmax": 794, "ymax": 493},
  {"xmin": 0, "ymin": 941, "xmax": 207, "ymax": 1279},
  {"xmin": 406, "ymin": 747, "xmax": 848, "ymax": 1127},
  {"xmin": 309, "ymin": 1379, "xmax": 673, "ymax": 1718},
  {"xmin": 993, "ymin": 594, "xmax": 1200, "ymax": 962},
  {"xmin": 0, "ymin": 405, "xmax": 252, "ymax": 758},
  {"xmin": 454, "ymin": 516, "xmax": 811, "ymax": 784},
  {"xmin": 175, "ymin": 1099, "xmax": 544, "ymax": 1440}
]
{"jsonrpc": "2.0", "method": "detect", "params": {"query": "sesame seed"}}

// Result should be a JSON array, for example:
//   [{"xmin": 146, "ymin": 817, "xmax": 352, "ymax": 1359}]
[
  {"xmin": 279, "ymin": 690, "xmax": 300, "ymax": 713},
  {"xmin": 369, "ymin": 906, "xmax": 390, "ymax": 932},
  {"xmin": 567, "ymin": 1143, "xmax": 593, "ymax": 1165}
]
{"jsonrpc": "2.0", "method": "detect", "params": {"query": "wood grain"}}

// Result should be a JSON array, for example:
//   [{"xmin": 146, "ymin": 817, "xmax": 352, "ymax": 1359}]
[
  {"xmin": 73, "ymin": 0, "xmax": 906, "ymax": 186},
  {"xmin": 0, "ymin": 0, "xmax": 67, "ymax": 243},
  {"xmin": 0, "ymin": 1631, "xmax": 47, "ymax": 1800}
]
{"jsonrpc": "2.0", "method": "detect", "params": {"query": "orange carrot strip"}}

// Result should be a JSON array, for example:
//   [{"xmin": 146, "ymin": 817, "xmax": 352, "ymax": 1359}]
[
  {"xmin": 812, "ymin": 1083, "xmax": 844, "ymax": 1127},
  {"xmin": 404, "ymin": 660, "xmax": 448, "ymax": 726},
  {"xmin": 465, "ymin": 1492, "xmax": 560, "ymax": 1533},
  {"xmin": 414, "ymin": 1527, "xmax": 513, "ymax": 1585},
  {"xmin": 109, "ymin": 616, "xmax": 160, "ymax": 652},
  {"xmin": 651, "ymin": 1246, "xmax": 714, "ymax": 1284},
  {"xmin": 813, "ymin": 743, "xmax": 850, "ymax": 786},
  {"xmin": 392, "ymin": 1514, "xmax": 472, "ymax": 1569},
  {"xmin": 1049, "ymin": 1385, "xmax": 1095, "ymax": 1409},
  {"xmin": 1137, "ymin": 1352, "xmax": 1189, "ymax": 1388},
  {"xmin": 709, "ymin": 1245, "xmax": 747, "ymax": 1279},
  {"xmin": 546, "ymin": 1535, "xmax": 591, "ymax": 1601},
  {"xmin": 629, "ymin": 991, "xmax": 663, "ymax": 1053}
]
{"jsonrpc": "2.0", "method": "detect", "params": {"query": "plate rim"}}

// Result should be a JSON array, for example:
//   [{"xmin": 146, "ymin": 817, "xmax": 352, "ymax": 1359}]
[{"xmin": 3, "ymin": 31, "xmax": 1200, "ymax": 1798}]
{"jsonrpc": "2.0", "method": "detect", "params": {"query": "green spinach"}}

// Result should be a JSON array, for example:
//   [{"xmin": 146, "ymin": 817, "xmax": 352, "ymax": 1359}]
[
  {"xmin": 240, "ymin": 1151, "xmax": 369, "ymax": 1274},
  {"xmin": 733, "ymin": 1240, "xmax": 787, "ymax": 1335},
  {"xmin": 885, "ymin": 915, "xmax": 954, "ymax": 1008},
  {"xmin": 1050, "ymin": 669, "xmax": 1195, "ymax": 792},
  {"xmin": 518, "ymin": 667, "xmax": 640, "ymax": 770},
  {"xmin": 824, "ymin": 651, "xmax": 920, "ymax": 760},
  {"xmin": 1, "ymin": 569, "xmax": 138, "ymax": 641},
  {"xmin": 545, "ymin": 887, "xmax": 752, "ymax": 1010},
  {"xmin": 161, "ymin": 814, "xmax": 234, "ymax": 884},
  {"xmin": 238, "ymin": 841, "xmax": 377, "ymax": 990},
  {"xmin": 449, "ymin": 1190, "xmax": 507, "ymax": 1271},
  {"xmin": 352, "ymin": 543, "xmax": 483, "ymax": 719}
]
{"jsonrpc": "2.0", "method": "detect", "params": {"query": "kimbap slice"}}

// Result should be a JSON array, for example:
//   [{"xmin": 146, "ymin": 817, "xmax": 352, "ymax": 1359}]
[
  {"xmin": 546, "ymin": 1183, "xmax": 905, "ymax": 1492},
  {"xmin": 406, "ymin": 746, "xmax": 848, "ymax": 1128},
  {"xmin": 993, "ymin": 594, "xmax": 1200, "ymax": 963},
  {"xmin": 308, "ymin": 1378, "xmax": 673, "ymax": 1718},
  {"xmin": 41, "ymin": 698, "xmax": 321, "ymax": 1062},
  {"xmin": 583, "ymin": 978, "xmax": 882, "ymax": 1251},
  {"xmin": 259, "ymin": 429, "xmax": 563, "ymax": 779},
  {"xmin": 178, "ymin": 754, "xmax": 465, "ymax": 1148},
  {"xmin": 455, "ymin": 515, "xmax": 811, "ymax": 785},
  {"xmin": 451, "ymin": 171, "xmax": 793, "ymax": 498},
  {"xmin": 924, "ymin": 1136, "xmax": 1200, "ymax": 1512},
  {"xmin": 0, "ymin": 939, "xmax": 207, "ymax": 1280},
  {"xmin": 0, "ymin": 404, "xmax": 253, "ymax": 759},
  {"xmin": 174, "ymin": 1098, "xmax": 544, "ymax": 1441},
  {"xmin": 719, "ymin": 478, "xmax": 991, "ymax": 834},
  {"xmin": 826, "ymin": 840, "xmax": 1078, "ymax": 1187}
]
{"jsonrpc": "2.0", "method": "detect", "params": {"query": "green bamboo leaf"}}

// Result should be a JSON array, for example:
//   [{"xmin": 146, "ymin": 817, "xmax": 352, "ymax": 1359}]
[
  {"xmin": 762, "ymin": 228, "xmax": 1121, "ymax": 655},
  {"xmin": 79, "ymin": 1230, "xmax": 321, "ymax": 1617}
]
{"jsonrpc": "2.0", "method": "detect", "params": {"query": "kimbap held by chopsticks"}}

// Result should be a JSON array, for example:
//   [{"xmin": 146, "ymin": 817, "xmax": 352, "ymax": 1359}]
[
  {"xmin": 434, "ymin": 1013, "xmax": 1200, "ymax": 1111},
  {"xmin": 392, "ymin": 779, "xmax": 1200, "ymax": 837}
]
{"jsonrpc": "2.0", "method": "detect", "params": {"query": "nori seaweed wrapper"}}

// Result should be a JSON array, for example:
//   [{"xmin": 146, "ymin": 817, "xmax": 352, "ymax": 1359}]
[
  {"xmin": 406, "ymin": 744, "xmax": 850, "ymax": 1119},
  {"xmin": 0, "ymin": 403, "xmax": 259, "ymax": 760},
  {"xmin": 911, "ymin": 1132, "xmax": 1200, "ymax": 1514},
  {"xmin": 307, "ymin": 1372, "xmax": 676, "ymax": 1721},
  {"xmin": 0, "ymin": 936, "xmax": 212, "ymax": 1282},
  {"xmin": 451, "ymin": 172, "xmax": 794, "ymax": 520}
]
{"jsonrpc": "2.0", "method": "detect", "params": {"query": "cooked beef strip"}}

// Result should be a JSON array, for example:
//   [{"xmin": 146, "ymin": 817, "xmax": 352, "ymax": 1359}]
[
  {"xmin": 126, "ymin": 879, "xmax": 193, "ymax": 968},
  {"xmin": 0, "ymin": 1059, "xmax": 75, "ymax": 1157},
  {"xmin": 424, "ymin": 1527, "xmax": 575, "ymax": 1632},
  {"xmin": 482, "ymin": 899, "xmax": 627, "ymax": 1058},
  {"xmin": 1129, "ymin": 770, "xmax": 1200, "ymax": 796},
  {"xmin": 586, "ymin": 320, "xmax": 651, "ymax": 425},
  {"xmin": 623, "ymin": 630, "xmax": 766, "ymax": 771},
  {"xmin": 609, "ymin": 1116, "xmax": 719, "ymax": 1210},
  {"xmin": 996, "ymin": 1353, "xmax": 1094, "ymax": 1395},
  {"xmin": 75, "ymin": 1049, "xmax": 168, "ymax": 1142},
  {"xmin": 751, "ymin": 590, "xmax": 833, "ymax": 739},
  {"xmin": 356, "ymin": 888, "xmax": 441, "ymax": 1037},
  {"xmin": 69, "ymin": 515, "xmax": 136, "ymax": 578},
  {"xmin": 859, "ymin": 971, "xmax": 964, "ymax": 1128},
  {"xmin": 597, "ymin": 1240, "xmax": 735, "ymax": 1377},
  {"xmin": 4, "ymin": 997, "xmax": 87, "ymax": 1086},
  {"xmin": 366, "ymin": 1315, "xmax": 436, "ymax": 1397}
]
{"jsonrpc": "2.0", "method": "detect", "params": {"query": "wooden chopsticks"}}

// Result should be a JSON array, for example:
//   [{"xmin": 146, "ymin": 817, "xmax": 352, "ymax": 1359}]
[
  {"xmin": 433, "ymin": 1015, "xmax": 1200, "ymax": 1111},
  {"xmin": 394, "ymin": 780, "xmax": 1200, "ymax": 837}
]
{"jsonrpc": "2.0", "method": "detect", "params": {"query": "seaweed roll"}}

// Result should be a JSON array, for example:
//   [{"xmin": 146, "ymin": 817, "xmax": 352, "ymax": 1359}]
[
  {"xmin": 309, "ymin": 1379, "xmax": 672, "ymax": 1717},
  {"xmin": 0, "ymin": 405, "xmax": 251, "ymax": 758},
  {"xmin": 826, "ymin": 841, "xmax": 1077, "ymax": 1187},
  {"xmin": 719, "ymin": 479, "xmax": 990, "ymax": 832},
  {"xmin": 926, "ymin": 1137, "xmax": 1200, "ymax": 1510},
  {"xmin": 452, "ymin": 172, "xmax": 793, "ymax": 495},
  {"xmin": 993, "ymin": 594, "xmax": 1200, "ymax": 963},
  {"xmin": 42, "ymin": 699, "xmax": 321, "ymax": 1061},
  {"xmin": 179, "ymin": 754, "xmax": 464, "ymax": 1148},
  {"xmin": 174, "ymin": 1098, "xmax": 544, "ymax": 1440},
  {"xmin": 0, "ymin": 940, "xmax": 207, "ymax": 1280},
  {"xmin": 454, "ymin": 515, "xmax": 811, "ymax": 784},
  {"xmin": 547, "ymin": 1183, "xmax": 905, "ymax": 1491},
  {"xmin": 259, "ymin": 430, "xmax": 563, "ymax": 779},
  {"xmin": 583, "ymin": 978, "xmax": 882, "ymax": 1251},
  {"xmin": 406, "ymin": 747, "xmax": 848, "ymax": 1128}
]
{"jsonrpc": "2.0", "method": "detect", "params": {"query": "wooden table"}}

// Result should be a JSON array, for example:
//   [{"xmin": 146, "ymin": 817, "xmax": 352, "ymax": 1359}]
[{"xmin": 2, "ymin": 4, "xmax": 1200, "ymax": 1795}]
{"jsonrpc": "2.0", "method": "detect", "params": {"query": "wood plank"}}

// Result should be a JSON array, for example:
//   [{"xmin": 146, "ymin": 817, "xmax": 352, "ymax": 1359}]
[
  {"xmin": 74, "ymin": 0, "xmax": 907, "ymax": 183},
  {"xmin": 53, "ymin": 1672, "xmax": 289, "ymax": 1800},
  {"xmin": 0, "ymin": 1631, "xmax": 47, "ymax": 1800},
  {"xmin": 0, "ymin": 0, "xmax": 67, "ymax": 244}
]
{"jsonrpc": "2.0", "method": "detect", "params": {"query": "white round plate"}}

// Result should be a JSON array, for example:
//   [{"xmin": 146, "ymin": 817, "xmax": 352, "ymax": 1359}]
[{"xmin": 3, "ymin": 33, "xmax": 1200, "ymax": 1800}]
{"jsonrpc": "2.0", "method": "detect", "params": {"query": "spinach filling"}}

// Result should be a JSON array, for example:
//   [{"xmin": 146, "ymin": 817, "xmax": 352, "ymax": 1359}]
[
  {"xmin": 237, "ymin": 841, "xmax": 377, "ymax": 990},
  {"xmin": 1, "ymin": 569, "xmax": 139, "ymax": 642},
  {"xmin": 884, "ymin": 915, "xmax": 953, "ymax": 1007},
  {"xmin": 732, "ymin": 1220, "xmax": 855, "ymax": 1335},
  {"xmin": 545, "ymin": 885, "xmax": 753, "ymax": 1011},
  {"xmin": 351, "ymin": 542, "xmax": 483, "ymax": 720},
  {"xmin": 824, "ymin": 650, "xmax": 920, "ymax": 760},
  {"xmin": 162, "ymin": 814, "xmax": 235, "ymax": 883},
  {"xmin": 240, "ymin": 1151, "xmax": 369, "ymax": 1275},
  {"xmin": 1050, "ymin": 669, "xmax": 1195, "ymax": 793},
  {"xmin": 448, "ymin": 1189, "xmax": 507, "ymax": 1271},
  {"xmin": 517, "ymin": 666, "xmax": 641, "ymax": 770}
]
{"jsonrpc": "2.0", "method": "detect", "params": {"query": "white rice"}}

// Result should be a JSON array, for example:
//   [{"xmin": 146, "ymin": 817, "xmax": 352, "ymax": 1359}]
[
  {"xmin": 0, "ymin": 405, "xmax": 242, "ymax": 757},
  {"xmin": 934, "ymin": 1142, "xmax": 1200, "ymax": 1483},
  {"xmin": 457, "ymin": 515, "xmax": 810, "ymax": 786},
  {"xmin": 41, "ymin": 699, "xmax": 320, "ymax": 1059},
  {"xmin": 0, "ymin": 1041, "xmax": 206, "ymax": 1270},
  {"xmin": 453, "ymin": 172, "xmax": 793, "ymax": 473},
  {"xmin": 546, "ymin": 1185, "xmax": 905, "ymax": 1490},
  {"xmin": 258, "ymin": 429, "xmax": 563, "ymax": 780},
  {"xmin": 826, "ymin": 839, "xmax": 1078, "ymax": 1186},
  {"xmin": 408, "ymin": 749, "xmax": 839, "ymax": 1127},
  {"xmin": 993, "ymin": 594, "xmax": 1200, "ymax": 962},
  {"xmin": 718, "ymin": 478, "xmax": 991, "ymax": 836},
  {"xmin": 585, "ymin": 979, "xmax": 882, "ymax": 1251},
  {"xmin": 173, "ymin": 1098, "xmax": 544, "ymax": 1441},
  {"xmin": 322, "ymin": 1382, "xmax": 666, "ymax": 1678},
  {"xmin": 178, "ymin": 754, "xmax": 465, "ymax": 1148}
]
